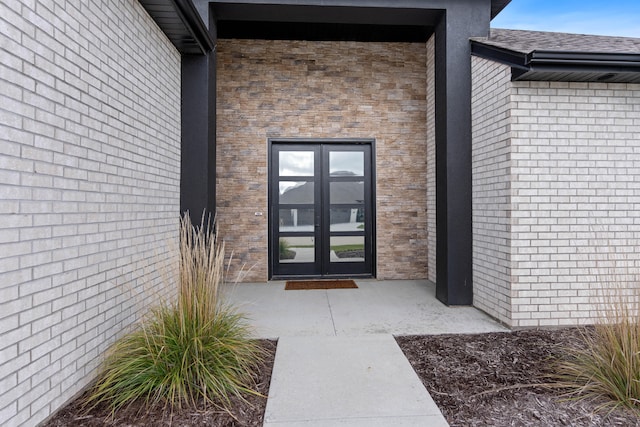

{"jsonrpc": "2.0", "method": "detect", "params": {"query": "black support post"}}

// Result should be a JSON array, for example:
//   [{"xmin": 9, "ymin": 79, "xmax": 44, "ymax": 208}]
[
  {"xmin": 180, "ymin": 18, "xmax": 217, "ymax": 224},
  {"xmin": 434, "ymin": 3, "xmax": 491, "ymax": 305}
]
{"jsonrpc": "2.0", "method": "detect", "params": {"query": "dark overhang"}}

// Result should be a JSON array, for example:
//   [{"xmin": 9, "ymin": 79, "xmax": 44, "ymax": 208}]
[
  {"xmin": 212, "ymin": 3, "xmax": 443, "ymax": 42},
  {"xmin": 491, "ymin": 0, "xmax": 511, "ymax": 20},
  {"xmin": 471, "ymin": 40, "xmax": 640, "ymax": 83},
  {"xmin": 139, "ymin": 0, "xmax": 214, "ymax": 54},
  {"xmin": 217, "ymin": 21, "xmax": 432, "ymax": 42},
  {"xmin": 139, "ymin": 0, "xmax": 510, "ymax": 51}
]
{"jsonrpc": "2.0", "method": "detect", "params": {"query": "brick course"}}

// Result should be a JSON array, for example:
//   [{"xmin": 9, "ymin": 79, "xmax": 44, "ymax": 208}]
[
  {"xmin": 216, "ymin": 39, "xmax": 429, "ymax": 281},
  {"xmin": 0, "ymin": 1, "xmax": 181, "ymax": 425}
]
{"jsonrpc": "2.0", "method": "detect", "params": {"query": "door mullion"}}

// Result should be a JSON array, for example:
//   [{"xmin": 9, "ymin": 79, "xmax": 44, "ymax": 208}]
[
  {"xmin": 320, "ymin": 144, "xmax": 328, "ymax": 275},
  {"xmin": 315, "ymin": 145, "xmax": 324, "ymax": 275}
]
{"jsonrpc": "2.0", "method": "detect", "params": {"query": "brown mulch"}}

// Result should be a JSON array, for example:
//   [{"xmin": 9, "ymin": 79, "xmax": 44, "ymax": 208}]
[
  {"xmin": 40, "ymin": 329, "xmax": 640, "ymax": 426},
  {"xmin": 396, "ymin": 329, "xmax": 640, "ymax": 427},
  {"xmin": 43, "ymin": 340, "xmax": 276, "ymax": 427}
]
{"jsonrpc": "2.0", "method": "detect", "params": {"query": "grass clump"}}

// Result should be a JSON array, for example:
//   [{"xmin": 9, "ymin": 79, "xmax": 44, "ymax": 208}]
[
  {"xmin": 278, "ymin": 238, "xmax": 290, "ymax": 257},
  {"xmin": 86, "ymin": 213, "xmax": 263, "ymax": 413},
  {"xmin": 553, "ymin": 288, "xmax": 640, "ymax": 412},
  {"xmin": 278, "ymin": 239, "xmax": 296, "ymax": 260}
]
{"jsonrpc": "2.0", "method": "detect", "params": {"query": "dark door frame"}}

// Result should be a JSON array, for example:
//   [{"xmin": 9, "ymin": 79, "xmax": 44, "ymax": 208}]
[{"xmin": 268, "ymin": 138, "xmax": 376, "ymax": 280}]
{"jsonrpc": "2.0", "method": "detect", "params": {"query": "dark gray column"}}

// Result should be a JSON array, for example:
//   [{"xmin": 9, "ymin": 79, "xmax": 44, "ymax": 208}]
[
  {"xmin": 434, "ymin": 3, "xmax": 490, "ymax": 305},
  {"xmin": 181, "ymin": 16, "xmax": 217, "ymax": 223}
]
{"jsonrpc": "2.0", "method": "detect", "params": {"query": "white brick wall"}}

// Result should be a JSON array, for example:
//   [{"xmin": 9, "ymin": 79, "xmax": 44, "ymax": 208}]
[
  {"xmin": 0, "ymin": 1, "xmax": 181, "ymax": 425},
  {"xmin": 471, "ymin": 57, "xmax": 513, "ymax": 325},
  {"xmin": 472, "ymin": 55, "xmax": 640, "ymax": 327},
  {"xmin": 426, "ymin": 35, "xmax": 437, "ymax": 283},
  {"xmin": 510, "ymin": 80, "xmax": 640, "ymax": 327}
]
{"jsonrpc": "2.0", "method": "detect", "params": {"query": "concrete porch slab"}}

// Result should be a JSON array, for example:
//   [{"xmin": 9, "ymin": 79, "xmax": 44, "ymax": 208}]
[
  {"xmin": 263, "ymin": 335, "xmax": 448, "ymax": 427},
  {"xmin": 223, "ymin": 280, "xmax": 508, "ymax": 338}
]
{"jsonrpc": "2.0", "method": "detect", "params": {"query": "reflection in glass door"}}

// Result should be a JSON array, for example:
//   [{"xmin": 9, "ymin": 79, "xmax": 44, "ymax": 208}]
[{"xmin": 270, "ymin": 142, "xmax": 374, "ymax": 278}]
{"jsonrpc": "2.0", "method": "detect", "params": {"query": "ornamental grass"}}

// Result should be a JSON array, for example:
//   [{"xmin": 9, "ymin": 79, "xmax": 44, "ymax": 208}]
[
  {"xmin": 553, "ymin": 286, "xmax": 640, "ymax": 412},
  {"xmin": 86, "ymin": 214, "xmax": 263, "ymax": 413}
]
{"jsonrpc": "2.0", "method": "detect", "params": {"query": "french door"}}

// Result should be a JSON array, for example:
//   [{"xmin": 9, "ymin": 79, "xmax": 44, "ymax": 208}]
[{"xmin": 270, "ymin": 141, "xmax": 374, "ymax": 278}]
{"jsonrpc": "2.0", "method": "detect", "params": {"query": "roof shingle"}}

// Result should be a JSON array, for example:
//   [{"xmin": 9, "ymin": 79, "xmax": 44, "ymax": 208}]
[{"xmin": 473, "ymin": 28, "xmax": 640, "ymax": 55}]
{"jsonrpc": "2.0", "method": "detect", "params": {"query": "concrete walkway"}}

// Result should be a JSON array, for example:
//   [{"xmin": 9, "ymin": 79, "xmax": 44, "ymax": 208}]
[{"xmin": 224, "ymin": 280, "xmax": 508, "ymax": 426}]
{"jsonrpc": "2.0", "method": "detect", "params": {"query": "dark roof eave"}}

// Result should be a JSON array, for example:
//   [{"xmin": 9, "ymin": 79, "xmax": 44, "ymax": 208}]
[
  {"xmin": 174, "ymin": 0, "xmax": 215, "ymax": 53},
  {"xmin": 527, "ymin": 50, "xmax": 640, "ymax": 67},
  {"xmin": 140, "ymin": 0, "xmax": 214, "ymax": 55},
  {"xmin": 472, "ymin": 40, "xmax": 640, "ymax": 82},
  {"xmin": 491, "ymin": 0, "xmax": 511, "ymax": 20},
  {"xmin": 471, "ymin": 40, "xmax": 528, "ymax": 70}
]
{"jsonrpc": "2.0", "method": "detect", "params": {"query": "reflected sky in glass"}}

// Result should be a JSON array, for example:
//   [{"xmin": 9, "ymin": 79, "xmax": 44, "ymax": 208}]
[
  {"xmin": 279, "ymin": 151, "xmax": 314, "ymax": 176},
  {"xmin": 279, "ymin": 150, "xmax": 364, "ymax": 177},
  {"xmin": 330, "ymin": 152, "xmax": 363, "ymax": 176}
]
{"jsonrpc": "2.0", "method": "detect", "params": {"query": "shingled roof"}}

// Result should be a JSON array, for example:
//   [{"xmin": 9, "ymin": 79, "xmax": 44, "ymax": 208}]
[
  {"xmin": 475, "ymin": 28, "xmax": 640, "ymax": 54},
  {"xmin": 471, "ymin": 28, "xmax": 640, "ymax": 83}
]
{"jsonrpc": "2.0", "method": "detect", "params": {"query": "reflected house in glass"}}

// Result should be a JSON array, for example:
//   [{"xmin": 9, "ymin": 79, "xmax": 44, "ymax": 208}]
[{"xmin": 279, "ymin": 172, "xmax": 364, "ymax": 230}]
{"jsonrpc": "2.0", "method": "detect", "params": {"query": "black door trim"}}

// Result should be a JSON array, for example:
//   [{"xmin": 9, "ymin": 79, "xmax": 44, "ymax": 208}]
[{"xmin": 268, "ymin": 138, "xmax": 376, "ymax": 279}]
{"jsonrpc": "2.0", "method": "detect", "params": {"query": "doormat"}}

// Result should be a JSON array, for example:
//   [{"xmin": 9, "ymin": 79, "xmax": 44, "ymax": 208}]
[{"xmin": 285, "ymin": 279, "xmax": 358, "ymax": 290}]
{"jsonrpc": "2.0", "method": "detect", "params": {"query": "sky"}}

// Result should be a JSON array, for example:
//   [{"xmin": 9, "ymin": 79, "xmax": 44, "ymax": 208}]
[{"xmin": 491, "ymin": 0, "xmax": 640, "ymax": 38}]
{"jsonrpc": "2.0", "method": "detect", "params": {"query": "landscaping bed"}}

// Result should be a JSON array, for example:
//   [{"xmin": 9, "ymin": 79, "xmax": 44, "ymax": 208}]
[
  {"xmin": 44, "ymin": 340, "xmax": 276, "ymax": 427},
  {"xmin": 334, "ymin": 249, "xmax": 365, "ymax": 259},
  {"xmin": 396, "ymin": 329, "xmax": 640, "ymax": 427},
  {"xmin": 43, "ymin": 328, "xmax": 640, "ymax": 426}
]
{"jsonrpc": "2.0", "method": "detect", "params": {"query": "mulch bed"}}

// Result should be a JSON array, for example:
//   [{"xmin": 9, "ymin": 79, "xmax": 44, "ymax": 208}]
[
  {"xmin": 40, "ymin": 329, "xmax": 640, "ymax": 426},
  {"xmin": 43, "ymin": 340, "xmax": 276, "ymax": 427},
  {"xmin": 396, "ymin": 329, "xmax": 640, "ymax": 427},
  {"xmin": 334, "ymin": 250, "xmax": 365, "ymax": 259},
  {"xmin": 280, "ymin": 249, "xmax": 296, "ymax": 260}
]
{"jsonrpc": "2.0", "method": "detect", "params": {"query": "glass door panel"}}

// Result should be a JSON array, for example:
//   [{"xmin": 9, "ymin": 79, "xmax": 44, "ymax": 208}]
[
  {"xmin": 329, "ymin": 181, "xmax": 364, "ymax": 204},
  {"xmin": 279, "ymin": 236, "xmax": 315, "ymax": 263},
  {"xmin": 279, "ymin": 181, "xmax": 314, "ymax": 204},
  {"xmin": 279, "ymin": 208, "xmax": 314, "ymax": 232},
  {"xmin": 272, "ymin": 145, "xmax": 321, "ymax": 276},
  {"xmin": 330, "ymin": 236, "xmax": 365, "ymax": 263},
  {"xmin": 329, "ymin": 151, "xmax": 364, "ymax": 176},
  {"xmin": 279, "ymin": 151, "xmax": 314, "ymax": 176},
  {"xmin": 325, "ymin": 145, "xmax": 371, "ymax": 275},
  {"xmin": 330, "ymin": 207, "xmax": 364, "ymax": 232}
]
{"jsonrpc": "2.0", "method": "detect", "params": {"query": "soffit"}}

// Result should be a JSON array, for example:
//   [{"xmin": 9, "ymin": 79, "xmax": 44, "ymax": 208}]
[
  {"xmin": 139, "ymin": 0, "xmax": 214, "ymax": 54},
  {"xmin": 491, "ymin": 0, "xmax": 511, "ymax": 19},
  {"xmin": 213, "ymin": 3, "xmax": 442, "ymax": 42},
  {"xmin": 138, "ymin": 0, "xmax": 509, "ymax": 52}
]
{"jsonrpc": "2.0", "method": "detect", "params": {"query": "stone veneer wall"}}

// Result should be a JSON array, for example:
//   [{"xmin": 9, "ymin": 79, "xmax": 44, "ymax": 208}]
[
  {"xmin": 0, "ymin": 2, "xmax": 181, "ymax": 425},
  {"xmin": 471, "ymin": 57, "xmax": 513, "ymax": 325},
  {"xmin": 216, "ymin": 39, "xmax": 429, "ymax": 281},
  {"xmin": 472, "ymin": 55, "xmax": 640, "ymax": 327}
]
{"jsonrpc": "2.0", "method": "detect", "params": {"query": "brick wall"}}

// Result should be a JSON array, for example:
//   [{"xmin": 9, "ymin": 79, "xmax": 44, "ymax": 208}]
[
  {"xmin": 472, "ymin": 55, "xmax": 640, "ymax": 327},
  {"xmin": 426, "ymin": 35, "xmax": 437, "ymax": 284},
  {"xmin": 510, "ymin": 80, "xmax": 640, "ymax": 327},
  {"xmin": 0, "ymin": 1, "xmax": 181, "ymax": 425},
  {"xmin": 471, "ymin": 57, "xmax": 513, "ymax": 325},
  {"xmin": 216, "ymin": 39, "xmax": 429, "ymax": 281}
]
